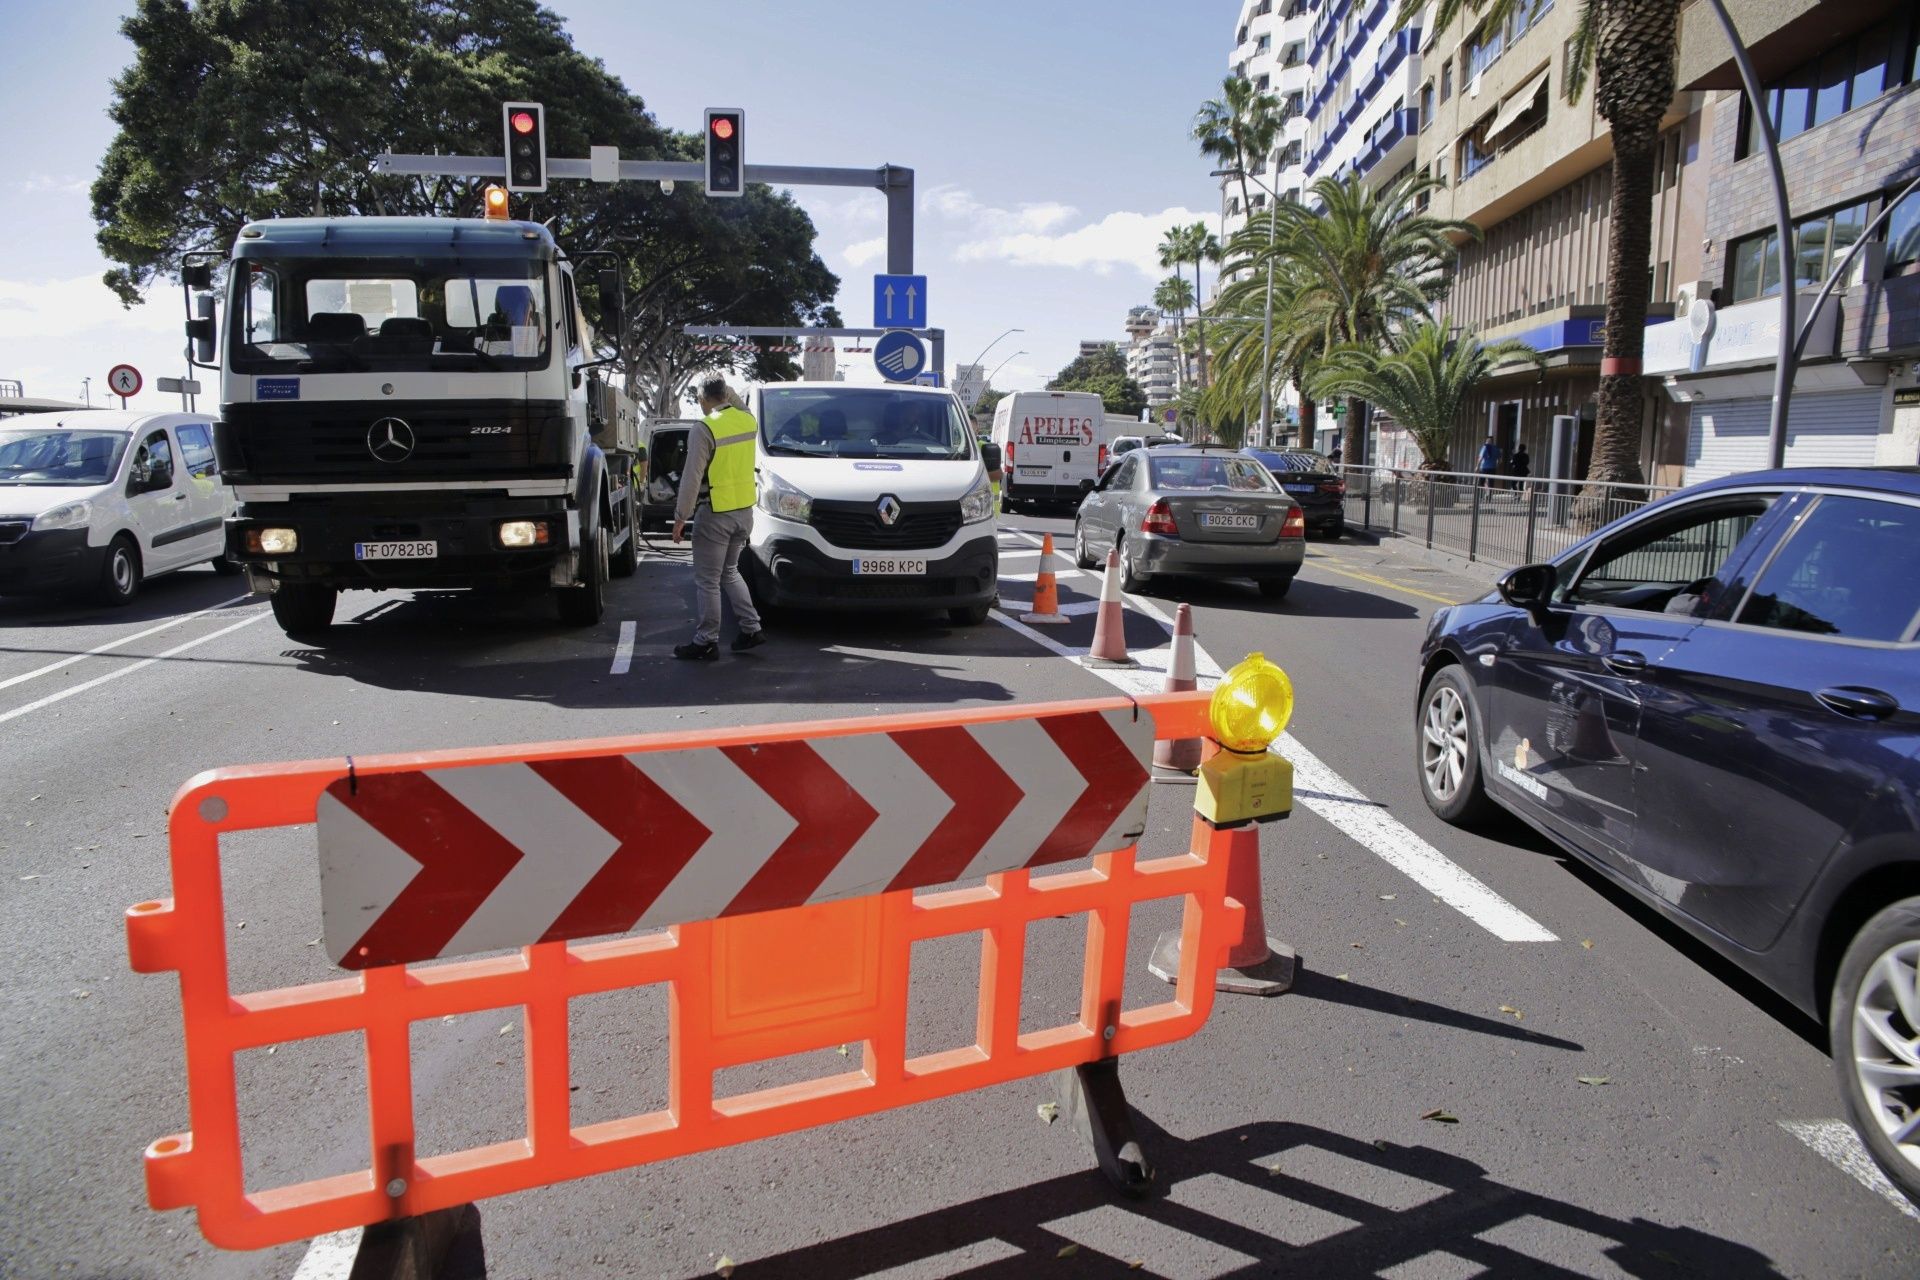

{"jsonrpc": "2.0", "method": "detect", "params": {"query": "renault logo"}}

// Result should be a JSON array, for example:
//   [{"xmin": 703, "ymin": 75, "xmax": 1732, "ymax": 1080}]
[
  {"xmin": 876, "ymin": 495, "xmax": 902, "ymax": 526},
  {"xmin": 367, "ymin": 417, "xmax": 416, "ymax": 463}
]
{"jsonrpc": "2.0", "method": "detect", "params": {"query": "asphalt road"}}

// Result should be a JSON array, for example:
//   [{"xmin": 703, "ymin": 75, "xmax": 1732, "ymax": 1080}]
[{"xmin": 0, "ymin": 518, "xmax": 1914, "ymax": 1280}]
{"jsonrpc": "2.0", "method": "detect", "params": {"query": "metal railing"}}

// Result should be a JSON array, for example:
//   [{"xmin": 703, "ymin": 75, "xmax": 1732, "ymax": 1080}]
[{"xmin": 1332, "ymin": 465, "xmax": 1681, "ymax": 568}]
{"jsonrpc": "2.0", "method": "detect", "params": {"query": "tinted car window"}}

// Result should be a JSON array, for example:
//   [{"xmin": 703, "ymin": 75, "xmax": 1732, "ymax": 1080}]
[
  {"xmin": 1560, "ymin": 496, "xmax": 1774, "ymax": 612},
  {"xmin": 133, "ymin": 431, "xmax": 174, "ymax": 487},
  {"xmin": 1736, "ymin": 495, "xmax": 1920, "ymax": 641},
  {"xmin": 176, "ymin": 423, "xmax": 216, "ymax": 476},
  {"xmin": 1251, "ymin": 451, "xmax": 1327, "ymax": 473}
]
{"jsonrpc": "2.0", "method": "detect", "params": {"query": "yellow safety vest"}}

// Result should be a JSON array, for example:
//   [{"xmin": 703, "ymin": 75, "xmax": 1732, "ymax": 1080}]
[{"xmin": 704, "ymin": 405, "xmax": 758, "ymax": 513}]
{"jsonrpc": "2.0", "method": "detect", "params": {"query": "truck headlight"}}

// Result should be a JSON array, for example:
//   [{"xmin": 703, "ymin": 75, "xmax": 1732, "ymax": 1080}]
[
  {"xmin": 960, "ymin": 475, "xmax": 994, "ymax": 524},
  {"xmin": 32, "ymin": 501, "xmax": 91, "ymax": 531},
  {"xmin": 246, "ymin": 527, "xmax": 299, "ymax": 554},
  {"xmin": 498, "ymin": 520, "xmax": 550, "ymax": 548},
  {"xmin": 759, "ymin": 473, "xmax": 813, "ymax": 523}
]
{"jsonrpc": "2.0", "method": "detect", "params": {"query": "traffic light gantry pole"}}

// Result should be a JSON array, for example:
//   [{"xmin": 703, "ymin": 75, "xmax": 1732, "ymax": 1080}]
[{"xmin": 371, "ymin": 151, "xmax": 917, "ymax": 274}]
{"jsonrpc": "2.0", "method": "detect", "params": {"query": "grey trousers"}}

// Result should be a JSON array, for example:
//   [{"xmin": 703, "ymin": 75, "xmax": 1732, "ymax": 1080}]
[{"xmin": 691, "ymin": 505, "xmax": 762, "ymax": 644}]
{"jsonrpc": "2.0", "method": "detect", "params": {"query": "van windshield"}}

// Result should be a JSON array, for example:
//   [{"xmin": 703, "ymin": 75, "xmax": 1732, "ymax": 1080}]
[
  {"xmin": 0, "ymin": 429, "xmax": 129, "ymax": 486},
  {"xmin": 760, "ymin": 388, "xmax": 972, "ymax": 460}
]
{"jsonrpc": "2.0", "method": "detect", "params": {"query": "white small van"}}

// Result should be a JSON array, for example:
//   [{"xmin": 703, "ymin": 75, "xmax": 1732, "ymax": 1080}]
[
  {"xmin": 745, "ymin": 382, "xmax": 997, "ymax": 625},
  {"xmin": 0, "ymin": 410, "xmax": 236, "ymax": 604},
  {"xmin": 990, "ymin": 390, "xmax": 1108, "ymax": 511}
]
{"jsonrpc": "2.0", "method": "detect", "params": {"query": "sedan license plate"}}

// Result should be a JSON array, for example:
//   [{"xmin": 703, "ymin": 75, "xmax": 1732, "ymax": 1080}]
[
  {"xmin": 1283, "ymin": 483, "xmax": 1317, "ymax": 495},
  {"xmin": 354, "ymin": 540, "xmax": 438, "ymax": 561},
  {"xmin": 852, "ymin": 556, "xmax": 925, "ymax": 575},
  {"xmin": 1199, "ymin": 514, "xmax": 1259, "ymax": 530}
]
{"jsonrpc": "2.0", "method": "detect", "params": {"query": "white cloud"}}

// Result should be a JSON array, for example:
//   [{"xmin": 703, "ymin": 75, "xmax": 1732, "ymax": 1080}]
[
  {"xmin": 18, "ymin": 174, "xmax": 88, "ymax": 196},
  {"xmin": 954, "ymin": 205, "xmax": 1213, "ymax": 280},
  {"xmin": 925, "ymin": 184, "xmax": 1078, "ymax": 236},
  {"xmin": 0, "ymin": 274, "xmax": 180, "ymax": 342},
  {"xmin": 841, "ymin": 236, "xmax": 887, "ymax": 268}
]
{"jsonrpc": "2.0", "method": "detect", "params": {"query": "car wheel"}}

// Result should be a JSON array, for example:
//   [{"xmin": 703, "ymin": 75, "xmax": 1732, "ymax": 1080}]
[
  {"xmin": 209, "ymin": 554, "xmax": 245, "ymax": 576},
  {"xmin": 1117, "ymin": 535, "xmax": 1147, "ymax": 594},
  {"xmin": 1830, "ymin": 897, "xmax": 1920, "ymax": 1208},
  {"xmin": 1326, "ymin": 518, "xmax": 1345, "ymax": 540},
  {"xmin": 557, "ymin": 524, "xmax": 608, "ymax": 626},
  {"xmin": 271, "ymin": 583, "xmax": 336, "ymax": 635},
  {"xmin": 1257, "ymin": 576, "xmax": 1293, "ymax": 600},
  {"xmin": 948, "ymin": 602, "xmax": 991, "ymax": 626},
  {"xmin": 97, "ymin": 536, "xmax": 140, "ymax": 606},
  {"xmin": 609, "ymin": 492, "xmax": 639, "ymax": 579},
  {"xmin": 1073, "ymin": 521, "xmax": 1095, "ymax": 569},
  {"xmin": 1417, "ymin": 665, "xmax": 1494, "ymax": 825}
]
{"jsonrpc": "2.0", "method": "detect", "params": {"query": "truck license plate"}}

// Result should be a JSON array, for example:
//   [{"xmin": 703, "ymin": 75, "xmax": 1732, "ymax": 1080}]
[
  {"xmin": 354, "ymin": 541, "xmax": 438, "ymax": 561},
  {"xmin": 852, "ymin": 557, "xmax": 925, "ymax": 575},
  {"xmin": 1199, "ymin": 514, "xmax": 1259, "ymax": 530}
]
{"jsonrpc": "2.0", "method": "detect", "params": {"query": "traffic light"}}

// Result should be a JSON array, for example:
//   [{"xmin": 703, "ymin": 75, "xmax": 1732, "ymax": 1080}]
[
  {"xmin": 502, "ymin": 101, "xmax": 547, "ymax": 193},
  {"xmin": 704, "ymin": 108, "xmax": 745, "ymax": 198}
]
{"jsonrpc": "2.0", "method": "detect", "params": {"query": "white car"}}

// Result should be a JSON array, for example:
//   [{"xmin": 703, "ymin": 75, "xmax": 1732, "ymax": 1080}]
[
  {"xmin": 746, "ymin": 382, "xmax": 997, "ymax": 625},
  {"xmin": 0, "ymin": 410, "xmax": 236, "ymax": 604}
]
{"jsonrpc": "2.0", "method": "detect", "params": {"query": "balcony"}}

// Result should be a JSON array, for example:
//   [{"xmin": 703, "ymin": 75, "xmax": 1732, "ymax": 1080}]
[{"xmin": 1354, "ymin": 107, "xmax": 1420, "ymax": 180}]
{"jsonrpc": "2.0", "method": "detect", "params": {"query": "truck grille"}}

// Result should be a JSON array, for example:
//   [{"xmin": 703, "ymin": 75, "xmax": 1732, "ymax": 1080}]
[
  {"xmin": 810, "ymin": 499, "xmax": 963, "ymax": 551},
  {"xmin": 219, "ymin": 400, "xmax": 572, "ymax": 483}
]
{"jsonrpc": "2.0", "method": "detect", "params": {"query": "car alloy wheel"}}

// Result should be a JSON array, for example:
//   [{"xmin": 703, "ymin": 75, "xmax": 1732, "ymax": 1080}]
[
  {"xmin": 1850, "ymin": 938, "xmax": 1920, "ymax": 1173},
  {"xmin": 1422, "ymin": 682, "xmax": 1471, "ymax": 802}
]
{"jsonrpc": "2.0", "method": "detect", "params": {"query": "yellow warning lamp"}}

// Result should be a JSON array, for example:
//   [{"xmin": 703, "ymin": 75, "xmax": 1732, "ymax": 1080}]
[
  {"xmin": 1195, "ymin": 652, "xmax": 1296, "ymax": 827},
  {"xmin": 483, "ymin": 185, "xmax": 511, "ymax": 220}
]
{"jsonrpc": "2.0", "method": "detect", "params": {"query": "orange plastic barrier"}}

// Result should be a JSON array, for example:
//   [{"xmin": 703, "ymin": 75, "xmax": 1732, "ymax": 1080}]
[{"xmin": 127, "ymin": 690, "xmax": 1242, "ymax": 1250}]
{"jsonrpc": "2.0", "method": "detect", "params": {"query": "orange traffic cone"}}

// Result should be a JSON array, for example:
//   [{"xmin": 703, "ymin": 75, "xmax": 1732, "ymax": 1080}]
[
  {"xmin": 1152, "ymin": 604, "xmax": 1202, "ymax": 772},
  {"xmin": 1021, "ymin": 534, "xmax": 1069, "ymax": 625},
  {"xmin": 1149, "ymin": 821, "xmax": 1296, "ymax": 996},
  {"xmin": 1084, "ymin": 548, "xmax": 1134, "ymax": 667}
]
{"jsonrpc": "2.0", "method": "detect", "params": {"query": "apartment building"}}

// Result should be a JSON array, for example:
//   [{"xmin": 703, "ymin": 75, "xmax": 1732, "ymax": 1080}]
[
  {"xmin": 1222, "ymin": 0, "xmax": 1315, "ymax": 247},
  {"xmin": 1300, "ymin": 0, "xmax": 1424, "ymax": 197},
  {"xmin": 1644, "ymin": 2, "xmax": 1920, "ymax": 480},
  {"xmin": 1124, "ymin": 305, "xmax": 1182, "ymax": 405}
]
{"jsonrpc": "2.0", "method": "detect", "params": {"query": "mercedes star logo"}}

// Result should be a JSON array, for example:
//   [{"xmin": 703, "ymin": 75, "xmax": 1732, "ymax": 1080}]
[
  {"xmin": 876, "ymin": 495, "xmax": 902, "ymax": 526},
  {"xmin": 368, "ymin": 417, "xmax": 416, "ymax": 463}
]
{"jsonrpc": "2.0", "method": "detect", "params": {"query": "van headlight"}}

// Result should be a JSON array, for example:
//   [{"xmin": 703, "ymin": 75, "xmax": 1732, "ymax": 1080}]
[
  {"xmin": 960, "ymin": 475, "xmax": 994, "ymax": 524},
  {"xmin": 759, "ymin": 473, "xmax": 813, "ymax": 523},
  {"xmin": 32, "ymin": 501, "xmax": 91, "ymax": 531}
]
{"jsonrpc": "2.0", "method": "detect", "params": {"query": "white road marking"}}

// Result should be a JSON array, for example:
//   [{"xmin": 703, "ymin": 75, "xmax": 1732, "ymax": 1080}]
[
  {"xmin": 292, "ymin": 1228, "xmax": 361, "ymax": 1279},
  {"xmin": 1780, "ymin": 1120, "xmax": 1920, "ymax": 1221},
  {"xmin": 988, "ymin": 549, "xmax": 1556, "ymax": 943},
  {"xmin": 611, "ymin": 620, "xmax": 636, "ymax": 674},
  {"xmin": 0, "ymin": 592, "xmax": 253, "ymax": 693},
  {"xmin": 0, "ymin": 610, "xmax": 271, "ymax": 727}
]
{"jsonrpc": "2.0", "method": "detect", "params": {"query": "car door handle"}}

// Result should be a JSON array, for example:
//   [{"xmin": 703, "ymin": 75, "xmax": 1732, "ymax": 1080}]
[
  {"xmin": 1601, "ymin": 651, "xmax": 1647, "ymax": 676},
  {"xmin": 171, "ymin": 493, "xmax": 188, "ymax": 501},
  {"xmin": 1814, "ymin": 686, "xmax": 1900, "ymax": 721}
]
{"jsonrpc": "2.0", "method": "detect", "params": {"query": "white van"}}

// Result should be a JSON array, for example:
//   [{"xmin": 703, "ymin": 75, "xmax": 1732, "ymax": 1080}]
[
  {"xmin": 0, "ymin": 410, "xmax": 235, "ymax": 604},
  {"xmin": 990, "ymin": 390, "xmax": 1108, "ymax": 511},
  {"xmin": 745, "ymin": 382, "xmax": 998, "ymax": 625}
]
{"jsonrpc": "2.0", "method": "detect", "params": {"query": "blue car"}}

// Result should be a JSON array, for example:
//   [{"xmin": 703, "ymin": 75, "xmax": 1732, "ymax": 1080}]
[{"xmin": 1416, "ymin": 467, "xmax": 1920, "ymax": 1206}]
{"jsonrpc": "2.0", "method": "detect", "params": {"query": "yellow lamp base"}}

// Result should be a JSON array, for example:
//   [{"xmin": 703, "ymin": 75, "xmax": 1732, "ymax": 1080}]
[{"xmin": 1196, "ymin": 749, "xmax": 1293, "ymax": 828}]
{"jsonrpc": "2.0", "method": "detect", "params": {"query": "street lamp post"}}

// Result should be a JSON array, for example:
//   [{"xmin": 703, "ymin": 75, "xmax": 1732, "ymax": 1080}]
[
  {"xmin": 1213, "ymin": 164, "xmax": 1283, "ymax": 449},
  {"xmin": 985, "ymin": 350, "xmax": 1027, "ymax": 388},
  {"xmin": 965, "ymin": 328, "xmax": 1024, "ymax": 410}
]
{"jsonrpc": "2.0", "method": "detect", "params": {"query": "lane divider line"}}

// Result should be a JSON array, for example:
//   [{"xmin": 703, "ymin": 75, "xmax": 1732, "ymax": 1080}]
[
  {"xmin": 1308, "ymin": 557, "xmax": 1463, "ymax": 606},
  {"xmin": 291, "ymin": 1228, "xmax": 361, "ymax": 1280},
  {"xmin": 0, "ymin": 610, "xmax": 271, "ymax": 727},
  {"xmin": 1780, "ymin": 1120, "xmax": 1920, "ymax": 1221},
  {"xmin": 0, "ymin": 593, "xmax": 254, "ymax": 693},
  {"xmin": 611, "ymin": 620, "xmax": 636, "ymax": 675}
]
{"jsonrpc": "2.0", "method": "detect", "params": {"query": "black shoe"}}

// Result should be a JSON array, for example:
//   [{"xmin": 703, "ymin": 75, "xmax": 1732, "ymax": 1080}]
[
  {"xmin": 673, "ymin": 640, "xmax": 719, "ymax": 661},
  {"xmin": 730, "ymin": 630, "xmax": 767, "ymax": 652}
]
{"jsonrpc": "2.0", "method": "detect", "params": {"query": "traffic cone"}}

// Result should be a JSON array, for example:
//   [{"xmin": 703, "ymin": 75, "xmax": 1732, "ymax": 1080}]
[
  {"xmin": 1084, "ymin": 548, "xmax": 1134, "ymax": 667},
  {"xmin": 1148, "ymin": 821, "xmax": 1296, "ymax": 997},
  {"xmin": 1021, "ymin": 534, "xmax": 1069, "ymax": 625},
  {"xmin": 1151, "ymin": 604, "xmax": 1202, "ymax": 771}
]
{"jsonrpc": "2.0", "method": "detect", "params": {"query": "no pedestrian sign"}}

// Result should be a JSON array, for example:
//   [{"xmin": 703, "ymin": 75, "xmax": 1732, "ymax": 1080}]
[{"xmin": 108, "ymin": 364, "xmax": 143, "ymax": 398}]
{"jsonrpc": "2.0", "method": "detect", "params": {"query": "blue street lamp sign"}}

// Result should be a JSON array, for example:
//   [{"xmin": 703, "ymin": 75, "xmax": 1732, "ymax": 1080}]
[
  {"xmin": 873, "ymin": 331, "xmax": 928, "ymax": 382},
  {"xmin": 873, "ymin": 274, "xmax": 927, "ymax": 328}
]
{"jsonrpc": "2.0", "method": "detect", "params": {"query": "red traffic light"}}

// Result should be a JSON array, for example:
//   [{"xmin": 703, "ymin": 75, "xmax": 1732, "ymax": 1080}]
[
  {"xmin": 511, "ymin": 111, "xmax": 536, "ymax": 135},
  {"xmin": 711, "ymin": 117, "xmax": 735, "ymax": 140}
]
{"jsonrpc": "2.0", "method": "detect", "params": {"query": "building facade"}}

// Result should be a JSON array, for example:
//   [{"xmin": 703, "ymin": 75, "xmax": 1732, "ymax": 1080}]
[
  {"xmin": 1125, "ymin": 306, "xmax": 1181, "ymax": 405},
  {"xmin": 1222, "ymin": 0, "xmax": 1315, "ymax": 248}
]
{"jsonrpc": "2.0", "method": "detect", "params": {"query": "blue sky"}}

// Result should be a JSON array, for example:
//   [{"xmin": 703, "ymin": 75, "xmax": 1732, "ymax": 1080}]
[{"xmin": 2, "ymin": 1, "xmax": 1231, "ymax": 408}]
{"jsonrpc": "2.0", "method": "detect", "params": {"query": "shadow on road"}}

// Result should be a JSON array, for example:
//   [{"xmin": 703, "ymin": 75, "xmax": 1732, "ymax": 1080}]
[
  {"xmin": 711, "ymin": 1116, "xmax": 1784, "ymax": 1278},
  {"xmin": 0, "ymin": 563, "xmax": 244, "ymax": 628},
  {"xmin": 1137, "ymin": 573, "xmax": 1422, "ymax": 621},
  {"xmin": 1287, "ymin": 968, "xmax": 1583, "ymax": 1051}
]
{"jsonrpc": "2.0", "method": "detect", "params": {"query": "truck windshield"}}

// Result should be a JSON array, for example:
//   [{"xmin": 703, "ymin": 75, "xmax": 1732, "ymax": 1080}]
[
  {"xmin": 760, "ymin": 388, "xmax": 972, "ymax": 460},
  {"xmin": 0, "ymin": 429, "xmax": 129, "ymax": 486},
  {"xmin": 230, "ymin": 256, "xmax": 552, "ymax": 373}
]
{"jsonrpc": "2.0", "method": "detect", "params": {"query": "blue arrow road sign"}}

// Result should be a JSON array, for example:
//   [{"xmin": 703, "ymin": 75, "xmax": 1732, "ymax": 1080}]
[
  {"xmin": 873, "ymin": 331, "xmax": 928, "ymax": 382},
  {"xmin": 873, "ymin": 274, "xmax": 927, "ymax": 328}
]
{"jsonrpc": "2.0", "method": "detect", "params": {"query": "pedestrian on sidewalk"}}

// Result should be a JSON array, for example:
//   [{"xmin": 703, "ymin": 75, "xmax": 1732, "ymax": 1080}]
[
  {"xmin": 1476, "ymin": 435, "xmax": 1502, "ymax": 489},
  {"xmin": 672, "ymin": 377, "xmax": 765, "ymax": 660}
]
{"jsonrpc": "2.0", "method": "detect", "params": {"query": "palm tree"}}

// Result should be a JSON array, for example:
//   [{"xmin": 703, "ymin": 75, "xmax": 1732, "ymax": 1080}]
[
  {"xmin": 1153, "ymin": 275, "xmax": 1195, "ymax": 388},
  {"xmin": 1204, "ymin": 172, "xmax": 1478, "ymax": 455},
  {"xmin": 1308, "ymin": 320, "xmax": 1545, "ymax": 470},
  {"xmin": 1401, "ymin": 0, "xmax": 1684, "ymax": 491},
  {"xmin": 1193, "ymin": 76, "xmax": 1288, "ymax": 230},
  {"xmin": 1158, "ymin": 223, "xmax": 1220, "ymax": 388}
]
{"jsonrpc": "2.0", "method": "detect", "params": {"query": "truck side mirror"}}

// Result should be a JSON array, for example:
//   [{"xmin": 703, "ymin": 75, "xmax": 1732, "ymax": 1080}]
[
  {"xmin": 594, "ymin": 269, "xmax": 622, "ymax": 333},
  {"xmin": 181, "ymin": 262, "xmax": 212, "ymax": 291},
  {"xmin": 188, "ymin": 295, "xmax": 217, "ymax": 364}
]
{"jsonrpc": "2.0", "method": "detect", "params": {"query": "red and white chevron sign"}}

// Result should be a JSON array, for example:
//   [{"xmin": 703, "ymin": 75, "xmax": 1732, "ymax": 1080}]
[{"xmin": 317, "ymin": 708, "xmax": 1152, "ymax": 969}]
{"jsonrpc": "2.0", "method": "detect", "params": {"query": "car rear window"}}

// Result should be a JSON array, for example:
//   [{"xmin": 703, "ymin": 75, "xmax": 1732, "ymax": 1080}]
[
  {"xmin": 1737, "ymin": 495, "xmax": 1920, "ymax": 642},
  {"xmin": 1148, "ymin": 456, "xmax": 1277, "ymax": 492},
  {"xmin": 1255, "ymin": 452, "xmax": 1327, "ymax": 473}
]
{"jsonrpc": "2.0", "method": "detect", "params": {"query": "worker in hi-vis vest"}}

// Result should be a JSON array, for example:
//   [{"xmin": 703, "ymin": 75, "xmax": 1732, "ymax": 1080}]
[{"xmin": 671, "ymin": 377, "xmax": 766, "ymax": 659}]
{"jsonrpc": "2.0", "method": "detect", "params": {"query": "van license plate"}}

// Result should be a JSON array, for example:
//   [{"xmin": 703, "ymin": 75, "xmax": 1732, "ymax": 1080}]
[
  {"xmin": 355, "ymin": 541, "xmax": 438, "ymax": 560},
  {"xmin": 1199, "ymin": 514, "xmax": 1259, "ymax": 530},
  {"xmin": 852, "ymin": 557, "xmax": 925, "ymax": 575},
  {"xmin": 1017, "ymin": 466, "xmax": 1049, "ymax": 477}
]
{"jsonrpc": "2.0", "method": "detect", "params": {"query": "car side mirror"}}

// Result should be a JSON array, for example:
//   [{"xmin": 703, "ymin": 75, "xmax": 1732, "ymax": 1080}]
[{"xmin": 1498, "ymin": 562, "xmax": 1558, "ymax": 622}]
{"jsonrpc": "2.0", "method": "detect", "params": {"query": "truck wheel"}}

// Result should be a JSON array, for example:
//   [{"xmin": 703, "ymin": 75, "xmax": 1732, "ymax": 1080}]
[
  {"xmin": 209, "ymin": 553, "xmax": 245, "ymax": 576},
  {"xmin": 271, "ymin": 584, "xmax": 336, "ymax": 636},
  {"xmin": 1829, "ymin": 896, "xmax": 1920, "ymax": 1209},
  {"xmin": 96, "ymin": 536, "xmax": 141, "ymax": 606},
  {"xmin": 948, "ymin": 602, "xmax": 991, "ymax": 626},
  {"xmin": 558, "ymin": 525, "xmax": 607, "ymax": 626},
  {"xmin": 609, "ymin": 490, "xmax": 638, "ymax": 579}
]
